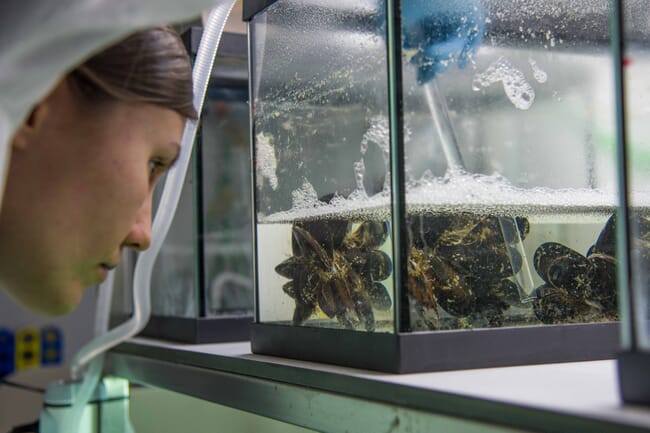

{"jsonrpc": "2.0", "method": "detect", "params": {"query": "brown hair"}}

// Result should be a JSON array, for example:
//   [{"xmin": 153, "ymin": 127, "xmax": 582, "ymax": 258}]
[{"xmin": 68, "ymin": 27, "xmax": 198, "ymax": 120}]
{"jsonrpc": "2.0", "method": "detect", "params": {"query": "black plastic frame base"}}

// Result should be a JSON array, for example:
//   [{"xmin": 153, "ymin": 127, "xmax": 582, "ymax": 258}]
[
  {"xmin": 618, "ymin": 351, "xmax": 650, "ymax": 405},
  {"xmin": 251, "ymin": 322, "xmax": 620, "ymax": 373},
  {"xmin": 141, "ymin": 315, "xmax": 252, "ymax": 344}
]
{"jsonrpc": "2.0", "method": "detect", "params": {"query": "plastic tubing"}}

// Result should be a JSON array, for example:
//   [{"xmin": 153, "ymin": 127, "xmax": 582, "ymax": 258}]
[{"xmin": 60, "ymin": 2, "xmax": 237, "ymax": 430}]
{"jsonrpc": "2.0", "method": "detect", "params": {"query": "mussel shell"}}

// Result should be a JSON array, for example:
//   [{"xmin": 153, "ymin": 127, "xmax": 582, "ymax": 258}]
[
  {"xmin": 437, "ymin": 280, "xmax": 474, "ymax": 317},
  {"xmin": 408, "ymin": 272, "xmax": 437, "ymax": 309},
  {"xmin": 292, "ymin": 300, "xmax": 315, "ymax": 325},
  {"xmin": 407, "ymin": 251, "xmax": 437, "ymax": 309},
  {"xmin": 318, "ymin": 280, "xmax": 339, "ymax": 318},
  {"xmin": 474, "ymin": 278, "xmax": 521, "ymax": 305},
  {"xmin": 366, "ymin": 250, "xmax": 392, "ymax": 281},
  {"xmin": 345, "ymin": 221, "xmax": 389, "ymax": 249},
  {"xmin": 293, "ymin": 219, "xmax": 349, "ymax": 256},
  {"xmin": 472, "ymin": 278, "xmax": 511, "ymax": 320},
  {"xmin": 470, "ymin": 299, "xmax": 508, "ymax": 327},
  {"xmin": 534, "ymin": 242, "xmax": 568, "ymax": 275},
  {"xmin": 532, "ymin": 285, "xmax": 572, "ymax": 324},
  {"xmin": 472, "ymin": 217, "xmax": 514, "ymax": 245},
  {"xmin": 532, "ymin": 285, "xmax": 591, "ymax": 324},
  {"xmin": 350, "ymin": 288, "xmax": 376, "ymax": 331},
  {"xmin": 548, "ymin": 255, "xmax": 592, "ymax": 298},
  {"xmin": 427, "ymin": 254, "xmax": 458, "ymax": 287},
  {"xmin": 483, "ymin": 307, "xmax": 506, "ymax": 327},
  {"xmin": 282, "ymin": 281, "xmax": 297, "ymax": 298},
  {"xmin": 368, "ymin": 282, "xmax": 392, "ymax": 311},
  {"xmin": 499, "ymin": 279, "xmax": 523, "ymax": 305},
  {"xmin": 588, "ymin": 253, "xmax": 617, "ymax": 312},
  {"xmin": 442, "ymin": 243, "xmax": 518, "ymax": 280},
  {"xmin": 343, "ymin": 248, "xmax": 367, "ymax": 271},
  {"xmin": 344, "ymin": 249, "xmax": 392, "ymax": 281},
  {"xmin": 406, "ymin": 215, "xmax": 455, "ymax": 249},
  {"xmin": 301, "ymin": 271, "xmax": 322, "ymax": 304},
  {"xmin": 275, "ymin": 256, "xmax": 302, "ymax": 279},
  {"xmin": 409, "ymin": 297, "xmax": 440, "ymax": 330},
  {"xmin": 461, "ymin": 216, "xmax": 528, "ymax": 246},
  {"xmin": 335, "ymin": 310, "xmax": 358, "ymax": 330},
  {"xmin": 589, "ymin": 214, "xmax": 616, "ymax": 257},
  {"xmin": 534, "ymin": 243, "xmax": 590, "ymax": 291}
]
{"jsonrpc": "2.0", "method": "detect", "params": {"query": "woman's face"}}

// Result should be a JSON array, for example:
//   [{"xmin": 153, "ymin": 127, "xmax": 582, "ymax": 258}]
[{"xmin": 0, "ymin": 79, "xmax": 185, "ymax": 315}]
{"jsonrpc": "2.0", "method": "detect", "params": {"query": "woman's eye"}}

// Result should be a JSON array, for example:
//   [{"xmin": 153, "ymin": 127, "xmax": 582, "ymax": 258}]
[{"xmin": 148, "ymin": 160, "xmax": 166, "ymax": 179}]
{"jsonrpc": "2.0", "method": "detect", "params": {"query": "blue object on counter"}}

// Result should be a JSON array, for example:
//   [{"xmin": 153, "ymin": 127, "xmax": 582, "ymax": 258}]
[
  {"xmin": 401, "ymin": 0, "xmax": 485, "ymax": 83},
  {"xmin": 41, "ymin": 326, "xmax": 63, "ymax": 366},
  {"xmin": 0, "ymin": 328, "xmax": 15, "ymax": 378}
]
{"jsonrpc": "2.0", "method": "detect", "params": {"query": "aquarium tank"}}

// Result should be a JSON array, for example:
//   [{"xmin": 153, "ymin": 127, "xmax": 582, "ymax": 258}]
[{"xmin": 246, "ymin": 0, "xmax": 648, "ymax": 372}]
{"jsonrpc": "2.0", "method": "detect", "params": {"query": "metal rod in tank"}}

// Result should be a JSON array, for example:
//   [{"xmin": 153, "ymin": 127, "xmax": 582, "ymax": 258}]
[
  {"xmin": 423, "ymin": 82, "xmax": 465, "ymax": 174},
  {"xmin": 423, "ymin": 80, "xmax": 536, "ymax": 299}
]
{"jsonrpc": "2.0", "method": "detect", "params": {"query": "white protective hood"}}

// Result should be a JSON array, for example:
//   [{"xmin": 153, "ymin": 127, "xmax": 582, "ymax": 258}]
[{"xmin": 0, "ymin": 0, "xmax": 220, "ymax": 207}]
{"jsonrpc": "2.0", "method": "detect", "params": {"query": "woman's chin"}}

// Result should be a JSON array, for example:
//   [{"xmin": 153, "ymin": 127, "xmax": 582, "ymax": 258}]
[
  {"xmin": 38, "ymin": 299, "xmax": 80, "ymax": 317},
  {"xmin": 17, "ymin": 281, "xmax": 85, "ymax": 316}
]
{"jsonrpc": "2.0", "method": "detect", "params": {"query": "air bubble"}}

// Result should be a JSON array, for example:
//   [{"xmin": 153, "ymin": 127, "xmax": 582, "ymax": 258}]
[
  {"xmin": 256, "ymin": 133, "xmax": 279, "ymax": 190},
  {"xmin": 528, "ymin": 58, "xmax": 548, "ymax": 83},
  {"xmin": 291, "ymin": 180, "xmax": 319, "ymax": 209},
  {"xmin": 472, "ymin": 57, "xmax": 535, "ymax": 110}
]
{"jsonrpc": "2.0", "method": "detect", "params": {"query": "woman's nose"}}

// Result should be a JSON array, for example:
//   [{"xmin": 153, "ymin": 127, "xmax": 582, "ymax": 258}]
[{"xmin": 123, "ymin": 197, "xmax": 153, "ymax": 252}]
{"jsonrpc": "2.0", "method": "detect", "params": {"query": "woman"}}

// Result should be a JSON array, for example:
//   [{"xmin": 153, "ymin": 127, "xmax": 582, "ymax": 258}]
[{"xmin": 0, "ymin": 26, "xmax": 198, "ymax": 316}]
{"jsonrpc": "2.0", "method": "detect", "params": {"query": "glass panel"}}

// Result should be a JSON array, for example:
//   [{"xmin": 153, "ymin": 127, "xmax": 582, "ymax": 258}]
[
  {"xmin": 401, "ymin": 1, "xmax": 619, "ymax": 330},
  {"xmin": 252, "ymin": 0, "xmax": 395, "ymax": 332},
  {"xmin": 151, "ymin": 159, "xmax": 200, "ymax": 318},
  {"xmin": 624, "ymin": 4, "xmax": 650, "ymax": 350},
  {"xmin": 202, "ymin": 86, "xmax": 255, "ymax": 316}
]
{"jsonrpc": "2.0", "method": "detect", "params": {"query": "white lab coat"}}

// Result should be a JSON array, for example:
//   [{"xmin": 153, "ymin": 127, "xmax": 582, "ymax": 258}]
[{"xmin": 0, "ymin": 0, "xmax": 219, "ymax": 207}]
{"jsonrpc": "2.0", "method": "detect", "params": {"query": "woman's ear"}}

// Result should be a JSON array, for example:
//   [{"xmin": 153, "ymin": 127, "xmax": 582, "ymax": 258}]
[{"xmin": 11, "ymin": 101, "xmax": 50, "ymax": 151}]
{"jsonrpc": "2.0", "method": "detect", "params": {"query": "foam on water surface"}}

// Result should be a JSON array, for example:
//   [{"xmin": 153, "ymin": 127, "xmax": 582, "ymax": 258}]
[{"xmin": 260, "ymin": 171, "xmax": 623, "ymax": 224}]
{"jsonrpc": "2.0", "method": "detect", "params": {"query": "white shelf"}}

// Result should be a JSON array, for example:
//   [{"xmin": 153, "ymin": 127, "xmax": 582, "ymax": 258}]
[{"xmin": 107, "ymin": 338, "xmax": 650, "ymax": 433}]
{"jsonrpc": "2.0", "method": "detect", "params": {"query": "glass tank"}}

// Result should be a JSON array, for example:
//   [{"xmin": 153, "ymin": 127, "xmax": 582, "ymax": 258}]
[
  {"xmin": 110, "ymin": 30, "xmax": 253, "ymax": 343},
  {"xmin": 247, "ymin": 0, "xmax": 647, "ymax": 372}
]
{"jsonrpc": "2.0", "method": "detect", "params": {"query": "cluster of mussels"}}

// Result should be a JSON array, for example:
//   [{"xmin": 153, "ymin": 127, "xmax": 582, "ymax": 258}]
[
  {"xmin": 532, "ymin": 213, "xmax": 622, "ymax": 324},
  {"xmin": 406, "ymin": 214, "xmax": 529, "ymax": 329},
  {"xmin": 276, "ymin": 212, "xmax": 646, "ymax": 331},
  {"xmin": 275, "ymin": 219, "xmax": 392, "ymax": 331}
]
